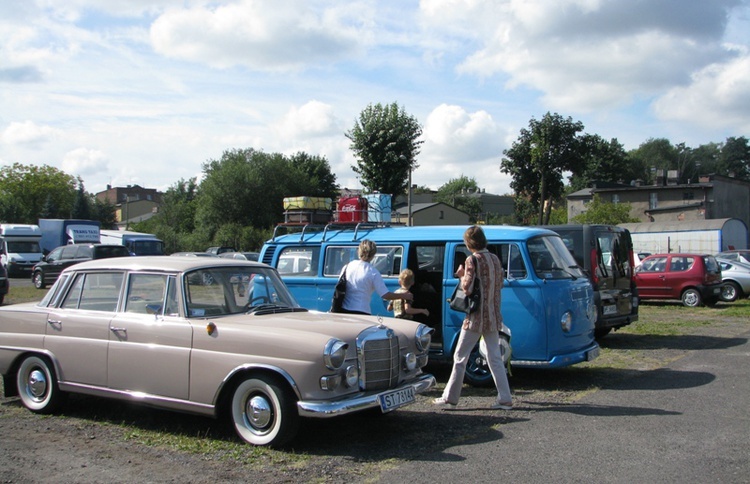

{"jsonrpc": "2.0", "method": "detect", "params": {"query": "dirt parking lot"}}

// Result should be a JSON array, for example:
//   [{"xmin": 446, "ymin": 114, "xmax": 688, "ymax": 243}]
[{"xmin": 2, "ymin": 302, "xmax": 749, "ymax": 483}]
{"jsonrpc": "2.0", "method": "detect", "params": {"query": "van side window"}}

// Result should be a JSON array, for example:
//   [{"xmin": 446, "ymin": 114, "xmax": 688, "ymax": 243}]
[
  {"xmin": 277, "ymin": 247, "xmax": 318, "ymax": 276},
  {"xmin": 455, "ymin": 244, "xmax": 527, "ymax": 279},
  {"xmin": 324, "ymin": 245, "xmax": 403, "ymax": 277}
]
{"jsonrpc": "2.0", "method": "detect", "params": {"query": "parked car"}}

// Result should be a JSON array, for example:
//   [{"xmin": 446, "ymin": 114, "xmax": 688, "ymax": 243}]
[
  {"xmin": 716, "ymin": 250, "xmax": 750, "ymax": 265},
  {"xmin": 716, "ymin": 258, "xmax": 750, "ymax": 302},
  {"xmin": 634, "ymin": 253, "xmax": 723, "ymax": 307},
  {"xmin": 31, "ymin": 243, "xmax": 131, "ymax": 289},
  {"xmin": 170, "ymin": 252, "xmax": 219, "ymax": 257},
  {"xmin": 206, "ymin": 246, "xmax": 235, "ymax": 255},
  {"xmin": 543, "ymin": 224, "xmax": 639, "ymax": 339},
  {"xmin": 0, "ymin": 257, "xmax": 435, "ymax": 447},
  {"xmin": 220, "ymin": 251, "xmax": 260, "ymax": 261},
  {"xmin": 0, "ymin": 263, "xmax": 8, "ymax": 305}
]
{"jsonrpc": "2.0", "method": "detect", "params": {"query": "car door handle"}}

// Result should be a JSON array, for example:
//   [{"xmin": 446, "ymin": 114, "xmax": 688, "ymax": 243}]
[
  {"xmin": 47, "ymin": 319, "xmax": 62, "ymax": 329},
  {"xmin": 110, "ymin": 327, "xmax": 127, "ymax": 336}
]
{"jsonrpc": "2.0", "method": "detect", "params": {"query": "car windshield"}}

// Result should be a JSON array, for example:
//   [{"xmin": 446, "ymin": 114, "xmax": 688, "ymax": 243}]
[
  {"xmin": 184, "ymin": 266, "xmax": 303, "ymax": 317},
  {"xmin": 527, "ymin": 235, "xmax": 585, "ymax": 280}
]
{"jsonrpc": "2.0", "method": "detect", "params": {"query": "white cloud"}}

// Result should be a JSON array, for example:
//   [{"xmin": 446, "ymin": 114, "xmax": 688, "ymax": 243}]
[
  {"xmin": 61, "ymin": 148, "xmax": 110, "ymax": 179},
  {"xmin": 275, "ymin": 101, "xmax": 341, "ymax": 139},
  {"xmin": 0, "ymin": 121, "xmax": 60, "ymax": 147},
  {"xmin": 653, "ymin": 50, "xmax": 750, "ymax": 131},
  {"xmin": 149, "ymin": 0, "xmax": 366, "ymax": 70},
  {"xmin": 421, "ymin": 0, "xmax": 739, "ymax": 111}
]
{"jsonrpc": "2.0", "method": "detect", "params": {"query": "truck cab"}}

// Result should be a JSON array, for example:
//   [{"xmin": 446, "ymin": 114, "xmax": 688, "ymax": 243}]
[{"xmin": 0, "ymin": 224, "xmax": 44, "ymax": 277}]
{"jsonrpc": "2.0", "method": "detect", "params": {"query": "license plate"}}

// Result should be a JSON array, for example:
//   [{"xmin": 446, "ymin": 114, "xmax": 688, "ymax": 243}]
[
  {"xmin": 378, "ymin": 387, "xmax": 415, "ymax": 412},
  {"xmin": 712, "ymin": 287, "xmax": 721, "ymax": 294},
  {"xmin": 603, "ymin": 305, "xmax": 617, "ymax": 315},
  {"xmin": 587, "ymin": 346, "xmax": 600, "ymax": 361}
]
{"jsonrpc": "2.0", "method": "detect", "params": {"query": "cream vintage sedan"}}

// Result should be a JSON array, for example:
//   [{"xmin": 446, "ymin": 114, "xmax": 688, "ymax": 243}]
[{"xmin": 0, "ymin": 257, "xmax": 435, "ymax": 447}]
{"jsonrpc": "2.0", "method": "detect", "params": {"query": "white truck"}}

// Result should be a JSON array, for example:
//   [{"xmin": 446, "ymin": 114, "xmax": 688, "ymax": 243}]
[
  {"xmin": 0, "ymin": 224, "xmax": 44, "ymax": 277},
  {"xmin": 99, "ymin": 229, "xmax": 164, "ymax": 256}
]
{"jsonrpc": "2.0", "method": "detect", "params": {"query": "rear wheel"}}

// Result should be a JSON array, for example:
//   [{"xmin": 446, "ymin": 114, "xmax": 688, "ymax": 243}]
[
  {"xmin": 32, "ymin": 271, "xmax": 46, "ymax": 289},
  {"xmin": 16, "ymin": 355, "xmax": 63, "ymax": 413},
  {"xmin": 681, "ymin": 288, "xmax": 701, "ymax": 307},
  {"xmin": 464, "ymin": 333, "xmax": 512, "ymax": 387},
  {"xmin": 721, "ymin": 282, "xmax": 741, "ymax": 302}
]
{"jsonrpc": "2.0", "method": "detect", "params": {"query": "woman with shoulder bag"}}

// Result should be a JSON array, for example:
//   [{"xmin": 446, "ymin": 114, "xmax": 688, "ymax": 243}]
[
  {"xmin": 434, "ymin": 225, "xmax": 513, "ymax": 410},
  {"xmin": 337, "ymin": 239, "xmax": 412, "ymax": 315}
]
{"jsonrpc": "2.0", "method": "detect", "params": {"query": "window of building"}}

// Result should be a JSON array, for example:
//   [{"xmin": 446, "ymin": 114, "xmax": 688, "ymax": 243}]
[
  {"xmin": 649, "ymin": 193, "xmax": 658, "ymax": 210},
  {"xmin": 612, "ymin": 194, "xmax": 620, "ymax": 204}
]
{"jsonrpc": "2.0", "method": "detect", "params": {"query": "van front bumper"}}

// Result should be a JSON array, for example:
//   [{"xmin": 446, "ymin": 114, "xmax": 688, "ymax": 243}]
[{"xmin": 511, "ymin": 341, "xmax": 600, "ymax": 368}]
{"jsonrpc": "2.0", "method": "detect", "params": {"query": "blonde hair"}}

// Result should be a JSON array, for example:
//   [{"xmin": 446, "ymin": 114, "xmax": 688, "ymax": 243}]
[
  {"xmin": 398, "ymin": 268, "xmax": 415, "ymax": 287},
  {"xmin": 358, "ymin": 239, "xmax": 377, "ymax": 261}
]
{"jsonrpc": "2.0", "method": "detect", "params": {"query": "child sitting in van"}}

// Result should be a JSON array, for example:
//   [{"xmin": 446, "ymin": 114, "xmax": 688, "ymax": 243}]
[{"xmin": 388, "ymin": 269, "xmax": 429, "ymax": 320}]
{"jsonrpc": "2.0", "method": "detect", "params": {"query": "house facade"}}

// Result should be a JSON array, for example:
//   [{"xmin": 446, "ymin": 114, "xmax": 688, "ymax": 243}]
[
  {"xmin": 95, "ymin": 184, "xmax": 162, "ymax": 227},
  {"xmin": 567, "ymin": 174, "xmax": 750, "ymax": 229}
]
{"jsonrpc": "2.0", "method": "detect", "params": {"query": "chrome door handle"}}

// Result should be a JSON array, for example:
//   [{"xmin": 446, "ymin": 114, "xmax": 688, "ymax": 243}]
[
  {"xmin": 47, "ymin": 319, "xmax": 62, "ymax": 329},
  {"xmin": 110, "ymin": 327, "xmax": 127, "ymax": 335}
]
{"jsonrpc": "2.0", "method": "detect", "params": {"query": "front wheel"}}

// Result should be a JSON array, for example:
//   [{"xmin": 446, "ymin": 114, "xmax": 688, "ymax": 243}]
[
  {"xmin": 721, "ymin": 282, "xmax": 741, "ymax": 302},
  {"xmin": 230, "ymin": 375, "xmax": 299, "ymax": 447},
  {"xmin": 464, "ymin": 334, "xmax": 512, "ymax": 387},
  {"xmin": 16, "ymin": 355, "xmax": 63, "ymax": 413},
  {"xmin": 681, "ymin": 288, "xmax": 702, "ymax": 307},
  {"xmin": 32, "ymin": 271, "xmax": 46, "ymax": 289}
]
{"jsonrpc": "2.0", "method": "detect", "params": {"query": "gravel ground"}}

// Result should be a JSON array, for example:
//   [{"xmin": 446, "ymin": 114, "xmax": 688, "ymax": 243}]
[{"xmin": 2, "ymin": 302, "xmax": 748, "ymax": 483}]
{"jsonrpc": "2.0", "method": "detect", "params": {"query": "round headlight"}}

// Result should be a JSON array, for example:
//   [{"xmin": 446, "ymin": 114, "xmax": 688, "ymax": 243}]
[
  {"xmin": 324, "ymin": 339, "xmax": 348, "ymax": 370},
  {"xmin": 415, "ymin": 324, "xmax": 434, "ymax": 352},
  {"xmin": 560, "ymin": 311, "xmax": 572, "ymax": 332},
  {"xmin": 587, "ymin": 300, "xmax": 598, "ymax": 323}
]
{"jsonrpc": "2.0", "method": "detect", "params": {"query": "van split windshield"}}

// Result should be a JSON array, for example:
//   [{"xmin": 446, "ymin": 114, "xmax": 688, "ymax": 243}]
[{"xmin": 527, "ymin": 236, "xmax": 585, "ymax": 280}]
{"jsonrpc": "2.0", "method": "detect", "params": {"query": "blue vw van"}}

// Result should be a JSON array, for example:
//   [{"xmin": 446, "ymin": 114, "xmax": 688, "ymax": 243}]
[{"xmin": 260, "ymin": 224, "xmax": 599, "ymax": 385}]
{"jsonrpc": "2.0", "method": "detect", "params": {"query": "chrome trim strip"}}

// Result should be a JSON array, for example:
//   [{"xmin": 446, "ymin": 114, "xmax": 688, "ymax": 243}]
[
  {"xmin": 58, "ymin": 381, "xmax": 216, "ymax": 417},
  {"xmin": 297, "ymin": 373, "xmax": 435, "ymax": 418}
]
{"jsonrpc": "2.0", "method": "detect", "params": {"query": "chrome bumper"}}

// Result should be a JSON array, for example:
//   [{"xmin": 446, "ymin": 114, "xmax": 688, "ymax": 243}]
[{"xmin": 297, "ymin": 373, "xmax": 436, "ymax": 418}]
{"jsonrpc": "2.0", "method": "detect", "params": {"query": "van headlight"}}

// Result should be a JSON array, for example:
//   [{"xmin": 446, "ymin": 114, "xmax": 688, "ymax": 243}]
[
  {"xmin": 415, "ymin": 324, "xmax": 433, "ymax": 352},
  {"xmin": 587, "ymin": 300, "xmax": 598, "ymax": 323},
  {"xmin": 560, "ymin": 311, "xmax": 572, "ymax": 332},
  {"xmin": 324, "ymin": 339, "xmax": 348, "ymax": 370}
]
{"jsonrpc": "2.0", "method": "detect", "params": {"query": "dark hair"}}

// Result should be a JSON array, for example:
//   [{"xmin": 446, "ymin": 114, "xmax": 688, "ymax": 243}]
[{"xmin": 464, "ymin": 225, "xmax": 487, "ymax": 251}]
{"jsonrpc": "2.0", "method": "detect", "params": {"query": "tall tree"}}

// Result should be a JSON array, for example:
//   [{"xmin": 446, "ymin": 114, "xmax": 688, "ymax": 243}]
[
  {"xmin": 434, "ymin": 176, "xmax": 483, "ymax": 222},
  {"xmin": 501, "ymin": 112, "xmax": 585, "ymax": 224},
  {"xmin": 346, "ymin": 102, "xmax": 423, "ymax": 196},
  {"xmin": 71, "ymin": 180, "xmax": 91, "ymax": 220},
  {"xmin": 628, "ymin": 138, "xmax": 678, "ymax": 184},
  {"xmin": 0, "ymin": 163, "xmax": 77, "ymax": 223},
  {"xmin": 719, "ymin": 136, "xmax": 750, "ymax": 181},
  {"xmin": 570, "ymin": 135, "xmax": 643, "ymax": 190}
]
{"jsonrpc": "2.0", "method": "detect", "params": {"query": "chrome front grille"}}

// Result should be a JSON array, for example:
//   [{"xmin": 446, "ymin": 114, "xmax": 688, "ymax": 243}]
[{"xmin": 358, "ymin": 326, "xmax": 399, "ymax": 391}]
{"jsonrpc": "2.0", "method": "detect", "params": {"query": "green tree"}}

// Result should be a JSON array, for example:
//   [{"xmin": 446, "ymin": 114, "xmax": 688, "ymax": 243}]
[
  {"xmin": 195, "ymin": 148, "xmax": 338, "ymax": 242},
  {"xmin": 0, "ymin": 163, "xmax": 77, "ymax": 223},
  {"xmin": 435, "ymin": 176, "xmax": 483, "ymax": 222},
  {"xmin": 346, "ymin": 102, "xmax": 423, "ymax": 197},
  {"xmin": 501, "ymin": 112, "xmax": 585, "ymax": 224},
  {"xmin": 135, "ymin": 178, "xmax": 200, "ymax": 253},
  {"xmin": 628, "ymin": 138, "xmax": 678, "ymax": 184},
  {"xmin": 570, "ymin": 135, "xmax": 642, "ymax": 190},
  {"xmin": 572, "ymin": 195, "xmax": 639, "ymax": 225},
  {"xmin": 719, "ymin": 136, "xmax": 750, "ymax": 181},
  {"xmin": 90, "ymin": 197, "xmax": 118, "ymax": 229},
  {"xmin": 71, "ymin": 180, "xmax": 91, "ymax": 220}
]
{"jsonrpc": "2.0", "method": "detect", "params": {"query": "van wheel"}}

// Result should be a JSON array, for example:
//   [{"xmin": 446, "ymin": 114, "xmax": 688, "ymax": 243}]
[
  {"xmin": 721, "ymin": 282, "xmax": 740, "ymax": 302},
  {"xmin": 464, "ymin": 345, "xmax": 493, "ymax": 387},
  {"xmin": 681, "ymin": 288, "xmax": 701, "ymax": 307},
  {"xmin": 32, "ymin": 271, "xmax": 46, "ymax": 289}
]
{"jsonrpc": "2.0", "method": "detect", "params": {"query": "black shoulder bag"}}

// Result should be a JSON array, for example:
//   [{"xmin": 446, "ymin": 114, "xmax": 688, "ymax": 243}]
[
  {"xmin": 449, "ymin": 255, "xmax": 481, "ymax": 314},
  {"xmin": 330, "ymin": 267, "xmax": 348, "ymax": 313}
]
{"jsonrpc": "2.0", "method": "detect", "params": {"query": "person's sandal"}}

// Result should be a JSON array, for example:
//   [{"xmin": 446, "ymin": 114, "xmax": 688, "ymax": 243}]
[
  {"xmin": 489, "ymin": 401, "xmax": 513, "ymax": 410},
  {"xmin": 432, "ymin": 397, "xmax": 456, "ymax": 407}
]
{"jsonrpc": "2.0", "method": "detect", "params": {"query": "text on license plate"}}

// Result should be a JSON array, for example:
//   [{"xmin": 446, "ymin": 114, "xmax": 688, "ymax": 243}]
[
  {"xmin": 602, "ymin": 305, "xmax": 618, "ymax": 315},
  {"xmin": 378, "ymin": 387, "xmax": 415, "ymax": 412}
]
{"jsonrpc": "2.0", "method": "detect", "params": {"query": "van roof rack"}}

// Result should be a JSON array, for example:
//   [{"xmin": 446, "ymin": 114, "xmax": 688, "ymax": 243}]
[{"xmin": 272, "ymin": 221, "xmax": 394, "ymax": 242}]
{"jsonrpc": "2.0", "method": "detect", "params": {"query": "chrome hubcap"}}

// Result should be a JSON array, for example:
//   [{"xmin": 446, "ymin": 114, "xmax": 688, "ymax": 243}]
[
  {"xmin": 28, "ymin": 369, "xmax": 48, "ymax": 400},
  {"xmin": 246, "ymin": 395, "xmax": 272, "ymax": 431}
]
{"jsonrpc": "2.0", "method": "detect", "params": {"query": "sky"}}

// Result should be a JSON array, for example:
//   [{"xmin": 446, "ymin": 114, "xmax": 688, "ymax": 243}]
[{"xmin": 1, "ymin": 0, "xmax": 750, "ymax": 198}]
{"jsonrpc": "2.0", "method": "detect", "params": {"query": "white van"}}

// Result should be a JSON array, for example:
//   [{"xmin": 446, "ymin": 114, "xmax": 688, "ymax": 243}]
[{"xmin": 0, "ymin": 224, "xmax": 43, "ymax": 277}]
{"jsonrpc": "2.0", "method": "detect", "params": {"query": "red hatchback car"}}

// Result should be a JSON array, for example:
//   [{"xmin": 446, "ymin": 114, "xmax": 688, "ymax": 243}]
[{"xmin": 635, "ymin": 253, "xmax": 723, "ymax": 307}]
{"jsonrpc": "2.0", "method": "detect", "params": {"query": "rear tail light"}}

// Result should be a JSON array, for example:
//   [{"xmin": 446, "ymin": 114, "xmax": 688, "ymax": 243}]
[{"xmin": 589, "ymin": 248, "xmax": 600, "ymax": 285}]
